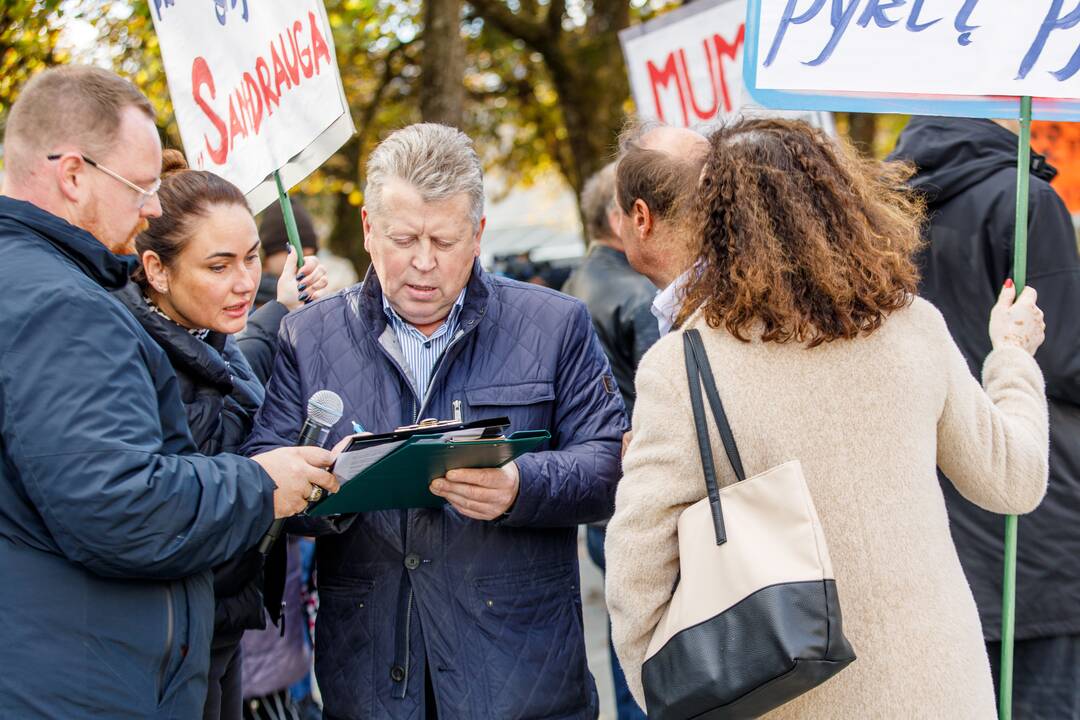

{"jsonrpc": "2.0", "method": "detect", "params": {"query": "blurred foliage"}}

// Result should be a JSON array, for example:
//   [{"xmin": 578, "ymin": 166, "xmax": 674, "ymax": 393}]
[
  {"xmin": 835, "ymin": 113, "xmax": 910, "ymax": 159},
  {"xmin": 0, "ymin": 1, "xmax": 73, "ymax": 126}
]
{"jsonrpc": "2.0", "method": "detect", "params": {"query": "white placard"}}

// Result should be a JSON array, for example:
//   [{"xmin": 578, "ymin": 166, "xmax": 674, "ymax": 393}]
[
  {"xmin": 620, "ymin": 0, "xmax": 832, "ymax": 130},
  {"xmin": 150, "ymin": 0, "xmax": 354, "ymax": 211},
  {"xmin": 755, "ymin": 1, "xmax": 1080, "ymax": 99}
]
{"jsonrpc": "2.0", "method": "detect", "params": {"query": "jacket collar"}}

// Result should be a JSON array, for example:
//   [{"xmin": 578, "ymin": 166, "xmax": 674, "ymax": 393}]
[
  {"xmin": 0, "ymin": 195, "xmax": 136, "ymax": 290},
  {"xmin": 112, "ymin": 280, "xmax": 233, "ymax": 393},
  {"xmin": 589, "ymin": 243, "xmax": 630, "ymax": 265},
  {"xmin": 358, "ymin": 259, "xmax": 492, "ymax": 338}
]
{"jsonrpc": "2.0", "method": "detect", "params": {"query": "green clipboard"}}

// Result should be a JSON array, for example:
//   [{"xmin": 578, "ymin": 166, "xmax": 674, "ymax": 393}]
[{"xmin": 309, "ymin": 430, "xmax": 550, "ymax": 515}]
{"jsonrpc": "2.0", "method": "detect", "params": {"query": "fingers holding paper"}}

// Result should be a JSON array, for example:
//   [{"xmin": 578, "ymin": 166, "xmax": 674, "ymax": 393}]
[{"xmin": 430, "ymin": 463, "xmax": 520, "ymax": 520}]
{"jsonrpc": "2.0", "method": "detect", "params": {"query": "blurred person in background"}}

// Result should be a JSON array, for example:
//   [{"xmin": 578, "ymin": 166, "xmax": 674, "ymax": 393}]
[
  {"xmin": 240, "ymin": 197, "xmax": 321, "ymax": 389},
  {"xmin": 607, "ymin": 118, "xmax": 1050, "ymax": 718},
  {"xmin": 240, "ymin": 198, "xmax": 325, "ymax": 720},
  {"xmin": 255, "ymin": 198, "xmax": 320, "ymax": 307},
  {"xmin": 0, "ymin": 64, "xmax": 335, "ymax": 719},
  {"xmin": 241, "ymin": 533, "xmax": 316, "ymax": 720},
  {"xmin": 891, "ymin": 116, "xmax": 1080, "ymax": 717},
  {"xmin": 563, "ymin": 160, "xmax": 657, "ymax": 720},
  {"xmin": 112, "ymin": 149, "xmax": 333, "ymax": 720}
]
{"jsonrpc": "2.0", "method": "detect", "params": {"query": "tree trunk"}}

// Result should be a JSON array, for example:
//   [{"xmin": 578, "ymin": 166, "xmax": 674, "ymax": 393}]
[
  {"xmin": 421, "ymin": 0, "xmax": 466, "ymax": 128},
  {"xmin": 548, "ymin": 52, "xmax": 627, "ymax": 195}
]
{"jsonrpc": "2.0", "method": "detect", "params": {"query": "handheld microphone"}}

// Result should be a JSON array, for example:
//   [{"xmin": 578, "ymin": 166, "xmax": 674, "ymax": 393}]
[{"xmin": 258, "ymin": 390, "xmax": 344, "ymax": 555}]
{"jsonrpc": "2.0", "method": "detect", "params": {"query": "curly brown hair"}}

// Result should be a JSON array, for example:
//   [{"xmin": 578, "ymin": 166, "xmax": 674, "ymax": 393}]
[{"xmin": 678, "ymin": 117, "xmax": 925, "ymax": 347}]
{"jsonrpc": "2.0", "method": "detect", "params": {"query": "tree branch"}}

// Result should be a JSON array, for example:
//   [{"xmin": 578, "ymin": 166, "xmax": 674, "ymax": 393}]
[{"xmin": 467, "ymin": 0, "xmax": 549, "ymax": 54}]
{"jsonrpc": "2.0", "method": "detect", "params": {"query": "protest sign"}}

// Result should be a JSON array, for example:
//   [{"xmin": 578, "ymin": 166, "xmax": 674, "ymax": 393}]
[
  {"xmin": 744, "ymin": 0, "xmax": 1080, "ymax": 120},
  {"xmin": 620, "ymin": 0, "xmax": 832, "ymax": 129},
  {"xmin": 150, "ymin": 0, "xmax": 354, "ymax": 212}
]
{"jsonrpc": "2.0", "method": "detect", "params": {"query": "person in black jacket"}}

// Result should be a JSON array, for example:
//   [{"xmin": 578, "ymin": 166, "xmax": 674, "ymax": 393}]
[
  {"xmin": 564, "ymin": 161, "xmax": 658, "ymax": 416},
  {"xmin": 114, "ymin": 149, "xmax": 332, "ymax": 720},
  {"xmin": 240, "ymin": 197, "xmax": 321, "ymax": 385},
  {"xmin": 890, "ymin": 116, "xmax": 1080, "ymax": 717},
  {"xmin": 564, "ymin": 161, "xmax": 654, "ymax": 720}
]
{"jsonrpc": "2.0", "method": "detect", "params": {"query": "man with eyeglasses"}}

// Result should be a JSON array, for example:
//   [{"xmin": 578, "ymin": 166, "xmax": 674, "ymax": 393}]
[{"xmin": 0, "ymin": 66, "xmax": 337, "ymax": 718}]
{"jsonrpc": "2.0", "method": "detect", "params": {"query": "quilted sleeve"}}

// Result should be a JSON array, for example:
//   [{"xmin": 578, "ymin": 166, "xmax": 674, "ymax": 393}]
[{"xmin": 503, "ymin": 301, "xmax": 628, "ymax": 527}]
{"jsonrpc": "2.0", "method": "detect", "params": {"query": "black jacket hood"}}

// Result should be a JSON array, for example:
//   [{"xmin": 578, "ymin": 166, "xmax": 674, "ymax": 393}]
[
  {"xmin": 889, "ymin": 116, "xmax": 1057, "ymax": 206},
  {"xmin": 112, "ymin": 280, "xmax": 233, "ymax": 394}
]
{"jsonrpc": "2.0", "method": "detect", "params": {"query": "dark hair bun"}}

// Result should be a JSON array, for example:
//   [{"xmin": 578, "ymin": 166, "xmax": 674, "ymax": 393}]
[{"xmin": 161, "ymin": 148, "xmax": 189, "ymax": 177}]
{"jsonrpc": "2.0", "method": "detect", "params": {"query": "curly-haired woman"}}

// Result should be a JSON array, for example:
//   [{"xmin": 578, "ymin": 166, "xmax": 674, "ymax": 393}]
[{"xmin": 605, "ymin": 118, "xmax": 1049, "ymax": 718}]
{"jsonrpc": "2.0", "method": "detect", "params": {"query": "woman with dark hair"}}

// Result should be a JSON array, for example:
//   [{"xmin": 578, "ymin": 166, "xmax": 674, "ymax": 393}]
[
  {"xmin": 605, "ymin": 118, "xmax": 1050, "ymax": 717},
  {"xmin": 112, "ymin": 150, "xmax": 331, "ymax": 720}
]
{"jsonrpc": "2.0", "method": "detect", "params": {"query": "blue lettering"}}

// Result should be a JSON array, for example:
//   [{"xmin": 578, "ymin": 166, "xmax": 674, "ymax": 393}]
[
  {"xmin": 804, "ymin": 0, "xmax": 861, "ymax": 66},
  {"xmin": 905, "ymin": 0, "xmax": 941, "ymax": 31},
  {"xmin": 857, "ymin": 0, "xmax": 905, "ymax": 29},
  {"xmin": 1051, "ymin": 46, "xmax": 1080, "ymax": 80},
  {"xmin": 1018, "ymin": 0, "xmax": 1080, "ymax": 79},
  {"xmin": 765, "ymin": 0, "xmax": 827, "ymax": 66},
  {"xmin": 214, "ymin": 0, "xmax": 250, "ymax": 26},
  {"xmin": 151, "ymin": 0, "xmax": 175, "ymax": 22},
  {"xmin": 953, "ymin": 0, "xmax": 981, "ymax": 46}
]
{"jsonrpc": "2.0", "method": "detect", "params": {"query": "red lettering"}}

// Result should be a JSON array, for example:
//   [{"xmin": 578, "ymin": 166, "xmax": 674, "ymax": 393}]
[
  {"xmin": 192, "ymin": 56, "xmax": 228, "ymax": 165},
  {"xmin": 647, "ymin": 53, "xmax": 687, "ymax": 126},
  {"xmin": 678, "ymin": 47, "xmax": 719, "ymax": 121},
  {"xmin": 188, "ymin": 14, "xmax": 335, "ymax": 161},
  {"xmin": 271, "ymin": 41, "xmax": 292, "ymax": 98},
  {"xmin": 713, "ymin": 25, "xmax": 745, "ymax": 114},
  {"xmin": 309, "ymin": 12, "xmax": 331, "ymax": 74},
  {"xmin": 228, "ymin": 91, "xmax": 247, "ymax": 150},
  {"xmin": 279, "ymin": 32, "xmax": 300, "ymax": 86},
  {"xmin": 256, "ymin": 56, "xmax": 279, "ymax": 114},
  {"xmin": 242, "ymin": 72, "xmax": 264, "ymax": 134},
  {"xmin": 294, "ymin": 21, "xmax": 313, "ymax": 78}
]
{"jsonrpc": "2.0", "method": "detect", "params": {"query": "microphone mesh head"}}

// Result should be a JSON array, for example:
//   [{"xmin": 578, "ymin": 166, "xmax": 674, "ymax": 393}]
[{"xmin": 307, "ymin": 390, "xmax": 344, "ymax": 428}]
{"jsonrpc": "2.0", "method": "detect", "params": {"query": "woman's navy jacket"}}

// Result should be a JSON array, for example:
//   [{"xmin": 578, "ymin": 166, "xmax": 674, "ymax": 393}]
[
  {"xmin": 243, "ymin": 264, "xmax": 627, "ymax": 719},
  {"xmin": 0, "ymin": 197, "xmax": 275, "ymax": 718}
]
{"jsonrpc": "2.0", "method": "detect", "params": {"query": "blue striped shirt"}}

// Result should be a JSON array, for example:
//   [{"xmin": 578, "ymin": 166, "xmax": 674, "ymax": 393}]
[{"xmin": 382, "ymin": 288, "xmax": 467, "ymax": 402}]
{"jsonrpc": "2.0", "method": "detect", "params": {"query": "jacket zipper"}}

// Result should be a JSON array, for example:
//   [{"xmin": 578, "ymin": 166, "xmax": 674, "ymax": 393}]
[
  {"xmin": 414, "ymin": 328, "xmax": 468, "ymax": 421},
  {"xmin": 158, "ymin": 583, "xmax": 175, "ymax": 699},
  {"xmin": 375, "ymin": 314, "xmax": 477, "ymax": 701}
]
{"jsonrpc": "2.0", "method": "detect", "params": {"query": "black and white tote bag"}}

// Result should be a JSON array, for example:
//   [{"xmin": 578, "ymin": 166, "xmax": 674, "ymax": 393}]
[{"xmin": 641, "ymin": 330, "xmax": 856, "ymax": 719}]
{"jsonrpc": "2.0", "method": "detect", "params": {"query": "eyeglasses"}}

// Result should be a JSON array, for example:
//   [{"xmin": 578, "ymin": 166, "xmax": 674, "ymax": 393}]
[{"xmin": 47, "ymin": 153, "xmax": 161, "ymax": 210}]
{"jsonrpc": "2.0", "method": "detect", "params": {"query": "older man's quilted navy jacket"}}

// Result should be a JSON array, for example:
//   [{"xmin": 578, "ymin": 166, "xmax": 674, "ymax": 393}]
[{"xmin": 243, "ymin": 263, "xmax": 627, "ymax": 719}]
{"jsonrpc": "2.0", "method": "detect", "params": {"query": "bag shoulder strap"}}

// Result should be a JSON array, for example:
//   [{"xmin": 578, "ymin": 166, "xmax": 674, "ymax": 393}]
[
  {"xmin": 683, "ymin": 329, "xmax": 746, "ymax": 545},
  {"xmin": 686, "ymin": 330, "xmax": 746, "ymax": 481}
]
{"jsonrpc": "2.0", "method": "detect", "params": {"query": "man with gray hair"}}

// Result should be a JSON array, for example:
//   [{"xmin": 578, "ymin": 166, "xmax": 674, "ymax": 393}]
[
  {"xmin": 244, "ymin": 122, "xmax": 626, "ymax": 719},
  {"xmin": 0, "ymin": 66, "xmax": 336, "ymax": 717}
]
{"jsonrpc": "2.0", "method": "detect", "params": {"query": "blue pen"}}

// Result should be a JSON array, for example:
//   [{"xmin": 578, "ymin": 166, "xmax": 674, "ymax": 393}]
[{"xmin": 352, "ymin": 421, "xmax": 366, "ymax": 434}]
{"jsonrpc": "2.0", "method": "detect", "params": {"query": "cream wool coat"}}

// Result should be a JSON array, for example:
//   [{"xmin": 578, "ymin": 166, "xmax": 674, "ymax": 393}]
[{"xmin": 606, "ymin": 298, "xmax": 1049, "ymax": 719}]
